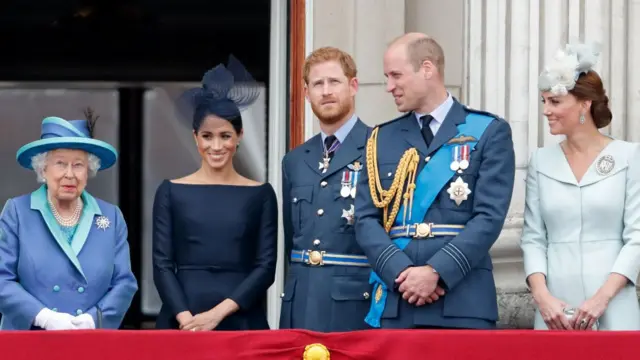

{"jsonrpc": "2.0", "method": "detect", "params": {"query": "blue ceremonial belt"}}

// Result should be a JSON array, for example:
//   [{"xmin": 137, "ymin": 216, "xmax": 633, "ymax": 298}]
[
  {"xmin": 388, "ymin": 223, "xmax": 464, "ymax": 239},
  {"xmin": 290, "ymin": 249, "xmax": 370, "ymax": 267},
  {"xmin": 365, "ymin": 113, "xmax": 493, "ymax": 328}
]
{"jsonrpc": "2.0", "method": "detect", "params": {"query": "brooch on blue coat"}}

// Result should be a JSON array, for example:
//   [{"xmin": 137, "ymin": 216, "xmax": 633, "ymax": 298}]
[{"xmin": 95, "ymin": 216, "xmax": 110, "ymax": 231}]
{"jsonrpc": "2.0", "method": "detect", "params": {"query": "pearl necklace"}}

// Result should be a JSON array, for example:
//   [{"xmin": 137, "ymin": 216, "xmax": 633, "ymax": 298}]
[{"xmin": 49, "ymin": 198, "xmax": 82, "ymax": 227}]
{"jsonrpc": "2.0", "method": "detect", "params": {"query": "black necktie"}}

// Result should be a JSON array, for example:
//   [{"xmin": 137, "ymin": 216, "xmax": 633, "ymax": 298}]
[
  {"xmin": 420, "ymin": 115, "xmax": 435, "ymax": 147},
  {"xmin": 324, "ymin": 135, "xmax": 339, "ymax": 160}
]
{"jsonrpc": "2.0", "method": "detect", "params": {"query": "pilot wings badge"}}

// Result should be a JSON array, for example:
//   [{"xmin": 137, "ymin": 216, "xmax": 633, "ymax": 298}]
[{"xmin": 447, "ymin": 134, "xmax": 477, "ymax": 145}]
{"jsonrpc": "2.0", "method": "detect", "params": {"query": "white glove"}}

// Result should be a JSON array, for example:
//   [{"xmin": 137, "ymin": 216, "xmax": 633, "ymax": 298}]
[
  {"xmin": 34, "ymin": 308, "xmax": 76, "ymax": 330},
  {"xmin": 71, "ymin": 313, "xmax": 96, "ymax": 329}
]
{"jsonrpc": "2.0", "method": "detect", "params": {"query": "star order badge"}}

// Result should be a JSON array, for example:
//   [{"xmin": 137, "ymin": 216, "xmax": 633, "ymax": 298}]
[
  {"xmin": 341, "ymin": 204, "xmax": 355, "ymax": 225},
  {"xmin": 95, "ymin": 216, "xmax": 110, "ymax": 231},
  {"xmin": 447, "ymin": 177, "xmax": 471, "ymax": 206}
]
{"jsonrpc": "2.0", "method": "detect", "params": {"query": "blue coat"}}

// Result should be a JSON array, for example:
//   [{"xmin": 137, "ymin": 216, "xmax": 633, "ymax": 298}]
[
  {"xmin": 354, "ymin": 100, "xmax": 515, "ymax": 329},
  {"xmin": 0, "ymin": 185, "xmax": 138, "ymax": 330},
  {"xmin": 279, "ymin": 119, "xmax": 374, "ymax": 332}
]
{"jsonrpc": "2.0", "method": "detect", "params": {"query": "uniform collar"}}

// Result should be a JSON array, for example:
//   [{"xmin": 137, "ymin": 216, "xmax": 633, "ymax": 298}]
[
  {"xmin": 320, "ymin": 113, "xmax": 358, "ymax": 144},
  {"xmin": 414, "ymin": 92, "xmax": 454, "ymax": 126}
]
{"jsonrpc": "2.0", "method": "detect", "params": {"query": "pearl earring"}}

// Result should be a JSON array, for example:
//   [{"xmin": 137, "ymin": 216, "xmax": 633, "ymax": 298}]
[{"xmin": 579, "ymin": 114, "xmax": 585, "ymax": 124}]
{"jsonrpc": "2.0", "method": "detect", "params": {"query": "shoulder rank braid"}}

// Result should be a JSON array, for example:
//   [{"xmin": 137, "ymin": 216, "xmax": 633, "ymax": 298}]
[{"xmin": 366, "ymin": 127, "xmax": 421, "ymax": 232}]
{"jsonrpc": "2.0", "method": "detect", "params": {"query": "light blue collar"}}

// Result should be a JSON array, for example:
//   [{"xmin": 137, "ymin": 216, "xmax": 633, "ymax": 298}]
[
  {"xmin": 30, "ymin": 185, "xmax": 101, "ymax": 215},
  {"xmin": 30, "ymin": 185, "xmax": 102, "ymax": 279},
  {"xmin": 320, "ymin": 113, "xmax": 358, "ymax": 144},
  {"xmin": 414, "ymin": 92, "xmax": 454, "ymax": 128}
]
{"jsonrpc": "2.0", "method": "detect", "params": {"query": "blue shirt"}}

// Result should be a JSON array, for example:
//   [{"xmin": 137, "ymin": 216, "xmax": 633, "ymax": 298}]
[
  {"xmin": 414, "ymin": 93, "xmax": 454, "ymax": 136},
  {"xmin": 320, "ymin": 113, "xmax": 358, "ymax": 144}
]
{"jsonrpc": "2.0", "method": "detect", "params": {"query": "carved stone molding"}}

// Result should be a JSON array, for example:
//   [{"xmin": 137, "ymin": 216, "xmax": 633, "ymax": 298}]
[{"xmin": 497, "ymin": 289, "xmax": 536, "ymax": 329}]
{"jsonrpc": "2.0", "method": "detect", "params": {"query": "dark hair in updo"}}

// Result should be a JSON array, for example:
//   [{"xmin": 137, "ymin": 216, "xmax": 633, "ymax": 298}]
[
  {"xmin": 177, "ymin": 55, "xmax": 259, "ymax": 135},
  {"xmin": 192, "ymin": 97, "xmax": 244, "ymax": 134},
  {"xmin": 569, "ymin": 71, "xmax": 612, "ymax": 129}
]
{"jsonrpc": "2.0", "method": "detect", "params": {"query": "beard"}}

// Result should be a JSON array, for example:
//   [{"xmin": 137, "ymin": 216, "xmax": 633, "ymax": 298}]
[{"xmin": 311, "ymin": 100, "xmax": 352, "ymax": 125}]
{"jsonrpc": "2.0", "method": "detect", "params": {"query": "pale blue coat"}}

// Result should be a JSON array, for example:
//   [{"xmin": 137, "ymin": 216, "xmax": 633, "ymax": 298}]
[
  {"xmin": 0, "ymin": 186, "xmax": 138, "ymax": 330},
  {"xmin": 521, "ymin": 140, "xmax": 640, "ymax": 330}
]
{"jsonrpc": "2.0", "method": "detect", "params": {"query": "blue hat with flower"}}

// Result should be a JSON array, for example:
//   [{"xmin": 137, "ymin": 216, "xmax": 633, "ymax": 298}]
[{"xmin": 16, "ymin": 108, "xmax": 117, "ymax": 170}]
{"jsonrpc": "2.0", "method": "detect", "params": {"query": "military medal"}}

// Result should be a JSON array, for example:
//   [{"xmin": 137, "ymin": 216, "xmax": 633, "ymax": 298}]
[
  {"xmin": 341, "ymin": 204, "xmax": 355, "ymax": 225},
  {"xmin": 451, "ymin": 145, "xmax": 471, "ymax": 173},
  {"xmin": 447, "ymin": 177, "xmax": 471, "ymax": 206},
  {"xmin": 450, "ymin": 145, "xmax": 461, "ymax": 171},
  {"xmin": 340, "ymin": 171, "xmax": 352, "ymax": 198},
  {"xmin": 350, "ymin": 171, "xmax": 358, "ymax": 198},
  {"xmin": 459, "ymin": 145, "xmax": 470, "ymax": 170},
  {"xmin": 319, "ymin": 137, "xmax": 341, "ymax": 174},
  {"xmin": 347, "ymin": 161, "xmax": 363, "ymax": 199},
  {"xmin": 318, "ymin": 157, "xmax": 330, "ymax": 173}
]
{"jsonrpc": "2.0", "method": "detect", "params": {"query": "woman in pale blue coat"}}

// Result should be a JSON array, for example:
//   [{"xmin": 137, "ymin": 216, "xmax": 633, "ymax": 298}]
[
  {"xmin": 521, "ymin": 43, "xmax": 640, "ymax": 331},
  {"xmin": 0, "ymin": 110, "xmax": 138, "ymax": 330}
]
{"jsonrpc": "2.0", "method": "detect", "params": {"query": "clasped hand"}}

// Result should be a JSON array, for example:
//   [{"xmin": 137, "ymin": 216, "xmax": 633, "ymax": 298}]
[
  {"xmin": 37, "ymin": 308, "xmax": 95, "ymax": 330},
  {"xmin": 178, "ymin": 310, "xmax": 224, "ymax": 332},
  {"xmin": 395, "ymin": 266, "xmax": 446, "ymax": 306},
  {"xmin": 534, "ymin": 290, "xmax": 608, "ymax": 330}
]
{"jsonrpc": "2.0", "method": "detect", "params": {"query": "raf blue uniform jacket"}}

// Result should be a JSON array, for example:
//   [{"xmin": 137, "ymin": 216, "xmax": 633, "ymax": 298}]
[
  {"xmin": 354, "ymin": 100, "xmax": 515, "ymax": 329},
  {"xmin": 279, "ymin": 118, "xmax": 374, "ymax": 332},
  {"xmin": 0, "ymin": 186, "xmax": 138, "ymax": 330}
]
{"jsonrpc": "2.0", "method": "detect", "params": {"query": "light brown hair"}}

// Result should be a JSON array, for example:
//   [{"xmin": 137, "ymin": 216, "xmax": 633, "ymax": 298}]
[
  {"xmin": 570, "ymin": 71, "xmax": 612, "ymax": 129},
  {"xmin": 406, "ymin": 36, "xmax": 445, "ymax": 76},
  {"xmin": 303, "ymin": 47, "xmax": 357, "ymax": 84}
]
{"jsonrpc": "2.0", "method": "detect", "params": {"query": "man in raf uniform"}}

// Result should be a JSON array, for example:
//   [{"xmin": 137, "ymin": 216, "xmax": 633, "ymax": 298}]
[
  {"xmin": 279, "ymin": 47, "xmax": 373, "ymax": 331},
  {"xmin": 355, "ymin": 33, "xmax": 515, "ymax": 329}
]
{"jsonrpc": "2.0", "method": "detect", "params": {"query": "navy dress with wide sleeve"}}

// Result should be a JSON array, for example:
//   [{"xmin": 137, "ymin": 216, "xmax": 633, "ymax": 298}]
[{"xmin": 152, "ymin": 180, "xmax": 278, "ymax": 330}]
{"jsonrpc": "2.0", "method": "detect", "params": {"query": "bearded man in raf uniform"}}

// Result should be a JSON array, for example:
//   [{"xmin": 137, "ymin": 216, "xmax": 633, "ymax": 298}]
[{"xmin": 279, "ymin": 47, "xmax": 373, "ymax": 332}]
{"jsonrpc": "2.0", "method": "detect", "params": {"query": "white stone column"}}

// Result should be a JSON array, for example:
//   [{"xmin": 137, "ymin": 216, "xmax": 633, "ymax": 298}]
[
  {"xmin": 310, "ymin": 0, "xmax": 406, "ymax": 133},
  {"xmin": 464, "ymin": 0, "xmax": 640, "ymax": 328}
]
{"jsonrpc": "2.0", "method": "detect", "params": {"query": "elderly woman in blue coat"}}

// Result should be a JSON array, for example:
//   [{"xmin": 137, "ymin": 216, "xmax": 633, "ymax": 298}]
[{"xmin": 0, "ymin": 110, "xmax": 138, "ymax": 330}]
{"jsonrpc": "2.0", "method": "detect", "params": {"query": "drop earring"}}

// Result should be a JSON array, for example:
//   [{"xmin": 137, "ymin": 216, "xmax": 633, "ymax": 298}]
[{"xmin": 579, "ymin": 114, "xmax": 585, "ymax": 124}]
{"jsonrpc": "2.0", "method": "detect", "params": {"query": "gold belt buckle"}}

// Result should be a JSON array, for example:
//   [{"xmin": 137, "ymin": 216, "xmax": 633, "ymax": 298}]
[
  {"xmin": 306, "ymin": 250, "xmax": 325, "ymax": 266},
  {"xmin": 414, "ymin": 223, "xmax": 433, "ymax": 238}
]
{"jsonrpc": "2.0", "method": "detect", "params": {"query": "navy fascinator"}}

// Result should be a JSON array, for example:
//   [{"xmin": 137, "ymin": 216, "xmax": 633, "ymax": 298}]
[{"xmin": 177, "ymin": 55, "xmax": 261, "ymax": 131}]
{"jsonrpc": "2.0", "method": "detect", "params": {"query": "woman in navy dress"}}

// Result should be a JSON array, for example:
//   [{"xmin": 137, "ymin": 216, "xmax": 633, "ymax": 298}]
[{"xmin": 152, "ymin": 56, "xmax": 278, "ymax": 331}]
